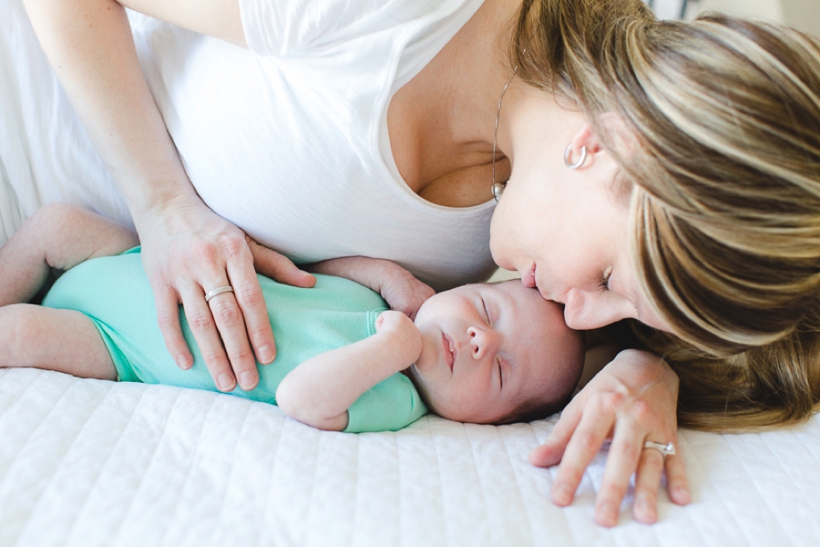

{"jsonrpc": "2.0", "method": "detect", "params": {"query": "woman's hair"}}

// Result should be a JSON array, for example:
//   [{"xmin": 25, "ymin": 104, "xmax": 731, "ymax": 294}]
[{"xmin": 511, "ymin": 0, "xmax": 820, "ymax": 430}]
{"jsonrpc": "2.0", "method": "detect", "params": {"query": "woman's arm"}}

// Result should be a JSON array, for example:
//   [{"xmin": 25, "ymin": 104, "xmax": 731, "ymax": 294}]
[
  {"xmin": 22, "ymin": 0, "xmax": 242, "ymax": 211},
  {"xmin": 22, "ymin": 0, "xmax": 315, "ymax": 393},
  {"xmin": 275, "ymin": 311, "xmax": 422, "ymax": 431}
]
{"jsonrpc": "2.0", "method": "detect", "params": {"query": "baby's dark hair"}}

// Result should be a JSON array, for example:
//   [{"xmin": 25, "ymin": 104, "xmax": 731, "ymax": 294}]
[
  {"xmin": 494, "ymin": 357, "xmax": 583, "ymax": 425},
  {"xmin": 495, "ymin": 386, "xmax": 577, "ymax": 425}
]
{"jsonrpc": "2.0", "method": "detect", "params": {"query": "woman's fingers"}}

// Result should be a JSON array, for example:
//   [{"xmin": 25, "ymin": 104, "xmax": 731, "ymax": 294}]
[
  {"xmin": 205, "ymin": 287, "xmax": 259, "ymax": 391},
  {"xmin": 632, "ymin": 448, "xmax": 666, "ymax": 524},
  {"xmin": 179, "ymin": 282, "xmax": 237, "ymax": 392},
  {"xmin": 665, "ymin": 451, "xmax": 691, "ymax": 505},
  {"xmin": 527, "ymin": 351, "xmax": 687, "ymax": 526},
  {"xmin": 136, "ymin": 200, "xmax": 294, "ymax": 389},
  {"xmin": 529, "ymin": 399, "xmax": 583, "ymax": 468},
  {"xmin": 594, "ymin": 418, "xmax": 646, "ymax": 527},
  {"xmin": 550, "ymin": 396, "xmax": 616, "ymax": 506},
  {"xmin": 155, "ymin": 285, "xmax": 194, "ymax": 370},
  {"xmin": 248, "ymin": 236, "xmax": 316, "ymax": 288},
  {"xmin": 226, "ymin": 250, "xmax": 276, "ymax": 365}
]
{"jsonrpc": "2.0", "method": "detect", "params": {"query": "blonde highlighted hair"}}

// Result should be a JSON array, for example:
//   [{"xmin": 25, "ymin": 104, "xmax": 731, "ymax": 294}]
[{"xmin": 512, "ymin": 0, "xmax": 820, "ymax": 430}]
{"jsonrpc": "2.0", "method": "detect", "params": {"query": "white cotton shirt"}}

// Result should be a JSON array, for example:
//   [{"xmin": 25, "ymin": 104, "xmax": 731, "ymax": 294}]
[{"xmin": 0, "ymin": 0, "xmax": 496, "ymax": 290}]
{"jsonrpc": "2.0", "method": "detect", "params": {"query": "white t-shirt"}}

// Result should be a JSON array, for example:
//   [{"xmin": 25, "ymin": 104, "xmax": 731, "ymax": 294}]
[{"xmin": 0, "ymin": 0, "xmax": 495, "ymax": 290}]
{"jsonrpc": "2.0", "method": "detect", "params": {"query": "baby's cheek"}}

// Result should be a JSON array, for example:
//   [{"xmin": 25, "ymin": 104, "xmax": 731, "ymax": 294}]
[{"xmin": 438, "ymin": 387, "xmax": 486, "ymax": 422}]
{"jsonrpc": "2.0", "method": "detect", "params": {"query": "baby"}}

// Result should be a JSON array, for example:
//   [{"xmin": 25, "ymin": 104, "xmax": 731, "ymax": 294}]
[{"xmin": 0, "ymin": 204, "xmax": 584, "ymax": 432}]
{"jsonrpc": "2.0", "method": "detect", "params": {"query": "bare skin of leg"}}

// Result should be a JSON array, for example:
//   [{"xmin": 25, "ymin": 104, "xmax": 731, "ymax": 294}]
[
  {"xmin": 0, "ymin": 203, "xmax": 138, "ymax": 306},
  {"xmin": 0, "ymin": 304, "xmax": 117, "ymax": 380},
  {"xmin": 0, "ymin": 203, "xmax": 136, "ymax": 379}
]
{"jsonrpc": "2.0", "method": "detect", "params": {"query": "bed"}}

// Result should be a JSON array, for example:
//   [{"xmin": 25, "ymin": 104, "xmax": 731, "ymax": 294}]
[{"xmin": 3, "ymin": 367, "xmax": 819, "ymax": 547}]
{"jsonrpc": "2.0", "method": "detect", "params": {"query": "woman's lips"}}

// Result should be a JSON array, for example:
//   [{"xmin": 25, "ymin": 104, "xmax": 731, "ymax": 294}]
[
  {"xmin": 442, "ymin": 333, "xmax": 455, "ymax": 372},
  {"xmin": 522, "ymin": 265, "xmax": 536, "ymax": 289}
]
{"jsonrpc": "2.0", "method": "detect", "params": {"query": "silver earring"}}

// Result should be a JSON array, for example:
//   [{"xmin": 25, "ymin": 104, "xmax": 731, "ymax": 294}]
[{"xmin": 564, "ymin": 144, "xmax": 587, "ymax": 170}]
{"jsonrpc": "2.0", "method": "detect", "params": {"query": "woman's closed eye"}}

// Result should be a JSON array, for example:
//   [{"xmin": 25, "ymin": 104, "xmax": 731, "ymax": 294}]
[{"xmin": 599, "ymin": 266, "xmax": 613, "ymax": 291}]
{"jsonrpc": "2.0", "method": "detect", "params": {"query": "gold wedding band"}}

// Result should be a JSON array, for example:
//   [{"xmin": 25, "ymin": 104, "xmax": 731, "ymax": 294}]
[
  {"xmin": 643, "ymin": 440, "xmax": 676, "ymax": 457},
  {"xmin": 204, "ymin": 285, "xmax": 234, "ymax": 303}
]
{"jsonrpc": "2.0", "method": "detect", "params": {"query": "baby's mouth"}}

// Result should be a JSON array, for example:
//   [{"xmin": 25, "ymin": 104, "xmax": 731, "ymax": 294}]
[{"xmin": 442, "ymin": 333, "xmax": 455, "ymax": 372}]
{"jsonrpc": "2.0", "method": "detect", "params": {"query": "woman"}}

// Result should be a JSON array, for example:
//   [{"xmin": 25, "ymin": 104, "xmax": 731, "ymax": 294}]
[
  {"xmin": 491, "ymin": 0, "xmax": 820, "ymax": 526},
  {"xmin": 7, "ymin": 0, "xmax": 818, "ymax": 526}
]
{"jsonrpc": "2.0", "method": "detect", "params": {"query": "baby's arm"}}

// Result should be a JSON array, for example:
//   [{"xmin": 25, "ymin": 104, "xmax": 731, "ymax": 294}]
[
  {"xmin": 275, "ymin": 310, "xmax": 422, "ymax": 431},
  {"xmin": 0, "ymin": 203, "xmax": 138, "ymax": 305},
  {"xmin": 309, "ymin": 256, "xmax": 435, "ymax": 319}
]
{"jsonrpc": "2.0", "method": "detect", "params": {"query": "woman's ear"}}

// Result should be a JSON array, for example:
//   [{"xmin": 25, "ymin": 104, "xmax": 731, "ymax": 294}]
[
  {"xmin": 569, "ymin": 114, "xmax": 636, "ymax": 168},
  {"xmin": 570, "ymin": 124, "xmax": 602, "ymax": 155},
  {"xmin": 568, "ymin": 124, "xmax": 604, "ymax": 169}
]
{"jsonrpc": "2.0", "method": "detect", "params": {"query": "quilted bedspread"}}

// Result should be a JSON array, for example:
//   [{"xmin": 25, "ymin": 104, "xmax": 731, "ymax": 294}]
[{"xmin": 2, "ymin": 368, "xmax": 819, "ymax": 547}]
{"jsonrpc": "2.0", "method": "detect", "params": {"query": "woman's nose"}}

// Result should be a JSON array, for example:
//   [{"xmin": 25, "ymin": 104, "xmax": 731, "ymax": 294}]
[
  {"xmin": 467, "ymin": 326, "xmax": 501, "ymax": 360},
  {"xmin": 563, "ymin": 290, "xmax": 637, "ymax": 330}
]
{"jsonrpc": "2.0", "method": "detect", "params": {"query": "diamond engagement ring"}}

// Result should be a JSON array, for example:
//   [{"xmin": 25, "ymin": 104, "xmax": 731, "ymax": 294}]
[
  {"xmin": 204, "ymin": 285, "xmax": 234, "ymax": 303},
  {"xmin": 643, "ymin": 440, "xmax": 676, "ymax": 457}
]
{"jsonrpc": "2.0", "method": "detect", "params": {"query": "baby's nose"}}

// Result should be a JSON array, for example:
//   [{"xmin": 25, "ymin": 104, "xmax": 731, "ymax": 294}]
[{"xmin": 467, "ymin": 326, "xmax": 501, "ymax": 360}]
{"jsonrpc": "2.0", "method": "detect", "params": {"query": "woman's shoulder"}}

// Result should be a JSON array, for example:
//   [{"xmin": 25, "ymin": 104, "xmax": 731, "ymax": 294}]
[{"xmin": 240, "ymin": 0, "xmax": 483, "ymax": 57}]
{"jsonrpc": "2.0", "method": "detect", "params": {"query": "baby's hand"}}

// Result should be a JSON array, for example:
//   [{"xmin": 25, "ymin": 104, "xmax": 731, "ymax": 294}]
[
  {"xmin": 375, "ymin": 310, "xmax": 423, "ymax": 363},
  {"xmin": 379, "ymin": 272, "xmax": 435, "ymax": 320},
  {"xmin": 308, "ymin": 256, "xmax": 434, "ymax": 319},
  {"xmin": 375, "ymin": 309, "xmax": 416, "ymax": 335}
]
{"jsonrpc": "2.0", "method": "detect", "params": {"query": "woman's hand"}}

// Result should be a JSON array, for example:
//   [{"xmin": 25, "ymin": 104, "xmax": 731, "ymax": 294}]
[
  {"xmin": 529, "ymin": 349, "xmax": 690, "ymax": 526},
  {"xmin": 137, "ymin": 196, "xmax": 315, "ymax": 392}
]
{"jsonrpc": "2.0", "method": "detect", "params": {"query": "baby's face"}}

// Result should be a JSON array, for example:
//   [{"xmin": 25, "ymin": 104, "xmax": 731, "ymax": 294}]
[{"xmin": 406, "ymin": 281, "xmax": 583, "ymax": 424}]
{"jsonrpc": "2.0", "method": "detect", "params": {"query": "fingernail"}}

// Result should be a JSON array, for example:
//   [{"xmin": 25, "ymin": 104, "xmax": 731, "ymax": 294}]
[
  {"xmin": 637, "ymin": 500, "xmax": 656, "ymax": 524},
  {"xmin": 239, "ymin": 371, "xmax": 257, "ymax": 391},
  {"xmin": 599, "ymin": 502, "xmax": 616, "ymax": 521},
  {"xmin": 674, "ymin": 486, "xmax": 691, "ymax": 504},
  {"xmin": 638, "ymin": 499, "xmax": 654, "ymax": 517},
  {"xmin": 258, "ymin": 345, "xmax": 275, "ymax": 364},
  {"xmin": 217, "ymin": 373, "xmax": 235, "ymax": 392},
  {"xmin": 553, "ymin": 484, "xmax": 572, "ymax": 505},
  {"xmin": 177, "ymin": 354, "xmax": 192, "ymax": 370}
]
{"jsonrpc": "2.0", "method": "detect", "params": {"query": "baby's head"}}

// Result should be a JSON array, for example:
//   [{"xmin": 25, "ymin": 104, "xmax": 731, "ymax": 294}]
[{"xmin": 405, "ymin": 280, "xmax": 584, "ymax": 424}]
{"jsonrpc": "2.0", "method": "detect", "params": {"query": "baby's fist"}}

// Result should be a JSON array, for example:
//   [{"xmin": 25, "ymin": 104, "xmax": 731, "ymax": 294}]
[
  {"xmin": 375, "ymin": 310, "xmax": 423, "ymax": 361},
  {"xmin": 380, "ymin": 273, "xmax": 435, "ymax": 320},
  {"xmin": 375, "ymin": 309, "xmax": 414, "ymax": 333}
]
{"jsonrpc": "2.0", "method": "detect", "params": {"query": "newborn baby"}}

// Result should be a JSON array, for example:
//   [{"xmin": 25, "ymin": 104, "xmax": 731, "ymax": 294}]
[{"xmin": 0, "ymin": 204, "xmax": 584, "ymax": 432}]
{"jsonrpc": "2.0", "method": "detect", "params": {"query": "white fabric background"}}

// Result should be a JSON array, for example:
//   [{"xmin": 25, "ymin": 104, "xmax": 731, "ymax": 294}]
[{"xmin": 3, "ymin": 368, "xmax": 819, "ymax": 547}]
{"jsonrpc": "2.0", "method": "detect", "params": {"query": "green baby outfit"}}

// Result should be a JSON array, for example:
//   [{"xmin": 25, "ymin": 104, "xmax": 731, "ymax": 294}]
[{"xmin": 42, "ymin": 248, "xmax": 427, "ymax": 432}]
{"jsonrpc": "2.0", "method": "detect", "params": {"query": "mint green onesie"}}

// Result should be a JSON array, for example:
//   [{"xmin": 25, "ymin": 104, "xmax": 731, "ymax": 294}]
[{"xmin": 42, "ymin": 248, "xmax": 427, "ymax": 432}]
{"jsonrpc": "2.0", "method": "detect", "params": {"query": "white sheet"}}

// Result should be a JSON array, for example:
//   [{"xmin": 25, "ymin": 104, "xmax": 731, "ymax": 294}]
[{"xmin": 2, "ymin": 368, "xmax": 820, "ymax": 546}]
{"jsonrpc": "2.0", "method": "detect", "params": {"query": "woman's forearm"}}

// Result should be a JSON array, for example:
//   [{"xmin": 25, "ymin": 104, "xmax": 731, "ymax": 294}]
[
  {"xmin": 23, "ymin": 0, "xmax": 198, "ymax": 221},
  {"xmin": 22, "ymin": 0, "xmax": 301, "ymax": 390}
]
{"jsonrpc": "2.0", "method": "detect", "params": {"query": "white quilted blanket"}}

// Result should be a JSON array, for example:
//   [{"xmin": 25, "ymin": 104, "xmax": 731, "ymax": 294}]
[{"xmin": 2, "ymin": 368, "xmax": 820, "ymax": 547}]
